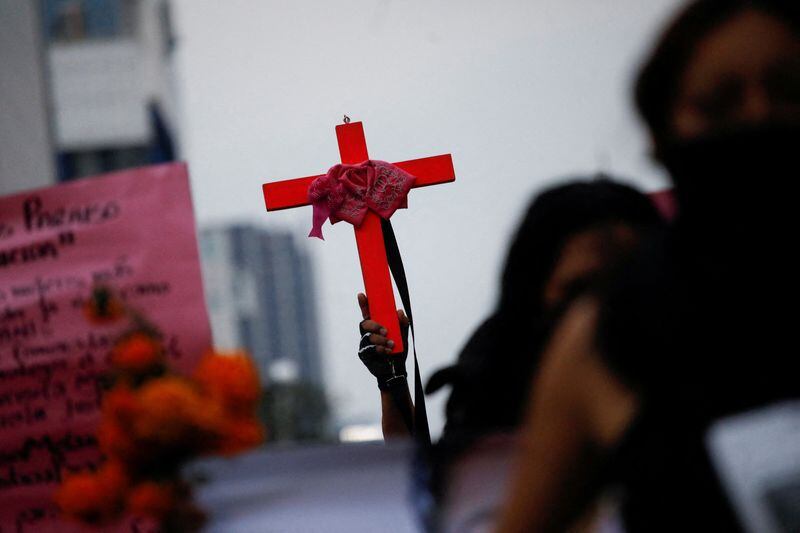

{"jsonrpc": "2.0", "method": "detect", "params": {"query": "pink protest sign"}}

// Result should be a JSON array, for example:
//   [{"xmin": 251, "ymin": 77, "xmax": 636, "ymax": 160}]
[{"xmin": 0, "ymin": 163, "xmax": 211, "ymax": 532}]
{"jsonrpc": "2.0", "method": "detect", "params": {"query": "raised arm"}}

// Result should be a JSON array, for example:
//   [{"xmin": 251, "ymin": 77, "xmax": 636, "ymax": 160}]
[
  {"xmin": 356, "ymin": 293, "xmax": 413, "ymax": 439},
  {"xmin": 496, "ymin": 298, "xmax": 639, "ymax": 533}
]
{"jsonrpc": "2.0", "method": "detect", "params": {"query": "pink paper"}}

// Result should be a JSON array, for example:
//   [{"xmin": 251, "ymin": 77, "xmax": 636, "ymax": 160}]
[{"xmin": 0, "ymin": 163, "xmax": 211, "ymax": 532}]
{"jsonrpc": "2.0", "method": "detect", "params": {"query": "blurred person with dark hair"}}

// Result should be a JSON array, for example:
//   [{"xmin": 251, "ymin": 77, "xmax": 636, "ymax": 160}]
[
  {"xmin": 357, "ymin": 178, "xmax": 664, "ymax": 531},
  {"xmin": 498, "ymin": 1, "xmax": 800, "ymax": 532}
]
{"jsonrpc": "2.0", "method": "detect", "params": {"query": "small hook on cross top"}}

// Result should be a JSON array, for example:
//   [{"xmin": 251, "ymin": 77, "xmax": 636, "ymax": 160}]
[{"xmin": 343, "ymin": 115, "xmax": 351, "ymax": 124}]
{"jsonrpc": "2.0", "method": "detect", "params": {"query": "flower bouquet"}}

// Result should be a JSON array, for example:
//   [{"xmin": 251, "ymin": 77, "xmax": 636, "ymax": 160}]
[{"xmin": 54, "ymin": 287, "xmax": 265, "ymax": 532}]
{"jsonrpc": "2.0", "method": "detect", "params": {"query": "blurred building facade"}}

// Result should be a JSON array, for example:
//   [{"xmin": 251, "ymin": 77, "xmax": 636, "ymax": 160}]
[
  {"xmin": 200, "ymin": 225, "xmax": 323, "ymax": 385},
  {"xmin": 0, "ymin": 1, "xmax": 57, "ymax": 194},
  {"xmin": 42, "ymin": 0, "xmax": 178, "ymax": 181},
  {"xmin": 200, "ymin": 225, "xmax": 329, "ymax": 441}
]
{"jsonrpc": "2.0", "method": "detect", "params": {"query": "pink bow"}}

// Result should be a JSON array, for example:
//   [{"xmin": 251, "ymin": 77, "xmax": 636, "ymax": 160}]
[{"xmin": 307, "ymin": 160, "xmax": 415, "ymax": 239}]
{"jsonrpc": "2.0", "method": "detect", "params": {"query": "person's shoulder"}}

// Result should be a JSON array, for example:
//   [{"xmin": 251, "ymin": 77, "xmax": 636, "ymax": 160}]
[
  {"xmin": 426, "ymin": 314, "xmax": 500, "ymax": 396},
  {"xmin": 459, "ymin": 314, "xmax": 502, "ymax": 363}
]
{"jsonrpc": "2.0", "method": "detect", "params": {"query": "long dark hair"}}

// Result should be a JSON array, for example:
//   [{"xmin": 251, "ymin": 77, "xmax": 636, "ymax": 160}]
[
  {"xmin": 428, "ymin": 178, "xmax": 663, "ymax": 439},
  {"xmin": 635, "ymin": 0, "xmax": 800, "ymax": 152}
]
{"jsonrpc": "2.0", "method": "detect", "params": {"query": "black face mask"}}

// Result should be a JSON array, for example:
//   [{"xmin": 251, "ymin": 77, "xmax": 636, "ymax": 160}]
[
  {"xmin": 657, "ymin": 124, "xmax": 800, "ymax": 378},
  {"xmin": 659, "ymin": 122, "xmax": 800, "ymax": 251}
]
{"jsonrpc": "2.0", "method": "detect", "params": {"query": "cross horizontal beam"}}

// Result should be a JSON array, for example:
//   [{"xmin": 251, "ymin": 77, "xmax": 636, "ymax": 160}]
[{"xmin": 262, "ymin": 154, "xmax": 455, "ymax": 212}]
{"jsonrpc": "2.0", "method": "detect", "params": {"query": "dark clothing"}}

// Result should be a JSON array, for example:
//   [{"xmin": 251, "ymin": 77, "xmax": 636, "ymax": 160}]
[
  {"xmin": 608, "ymin": 408, "xmax": 744, "ymax": 532},
  {"xmin": 598, "ymin": 225, "xmax": 800, "ymax": 532},
  {"xmin": 428, "ymin": 305, "xmax": 560, "ymax": 459},
  {"xmin": 430, "ymin": 313, "xmax": 541, "ymax": 439},
  {"xmin": 425, "ymin": 311, "xmax": 549, "ymax": 505}
]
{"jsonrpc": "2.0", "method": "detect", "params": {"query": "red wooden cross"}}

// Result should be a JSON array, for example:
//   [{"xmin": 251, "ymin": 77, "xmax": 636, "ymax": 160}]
[{"xmin": 262, "ymin": 121, "xmax": 455, "ymax": 354}]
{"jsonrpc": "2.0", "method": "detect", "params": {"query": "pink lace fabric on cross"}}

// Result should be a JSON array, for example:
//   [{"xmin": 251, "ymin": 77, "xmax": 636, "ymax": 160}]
[{"xmin": 307, "ymin": 160, "xmax": 416, "ymax": 239}]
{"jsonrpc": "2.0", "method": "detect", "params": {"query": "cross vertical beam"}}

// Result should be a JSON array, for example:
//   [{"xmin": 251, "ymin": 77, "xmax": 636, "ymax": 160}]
[{"xmin": 335, "ymin": 123, "xmax": 404, "ymax": 354}]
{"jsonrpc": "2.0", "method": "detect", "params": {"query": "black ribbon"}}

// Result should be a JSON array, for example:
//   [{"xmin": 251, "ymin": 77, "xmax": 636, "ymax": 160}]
[{"xmin": 381, "ymin": 218, "xmax": 432, "ymax": 447}]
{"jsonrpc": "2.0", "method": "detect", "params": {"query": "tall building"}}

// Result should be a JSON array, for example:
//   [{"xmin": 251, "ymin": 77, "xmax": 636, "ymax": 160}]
[
  {"xmin": 200, "ymin": 225, "xmax": 323, "ymax": 387},
  {"xmin": 42, "ymin": 0, "xmax": 178, "ymax": 181},
  {"xmin": 200, "ymin": 225, "xmax": 328, "ymax": 441},
  {"xmin": 0, "ymin": 1, "xmax": 56, "ymax": 194}
]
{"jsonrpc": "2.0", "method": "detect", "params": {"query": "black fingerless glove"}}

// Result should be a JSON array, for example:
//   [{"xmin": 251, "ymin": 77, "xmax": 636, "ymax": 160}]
[{"xmin": 358, "ymin": 324, "xmax": 408, "ymax": 391}]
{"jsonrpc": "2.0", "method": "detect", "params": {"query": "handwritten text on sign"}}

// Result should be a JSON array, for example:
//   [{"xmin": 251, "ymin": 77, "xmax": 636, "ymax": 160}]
[{"xmin": 0, "ymin": 163, "xmax": 211, "ymax": 532}]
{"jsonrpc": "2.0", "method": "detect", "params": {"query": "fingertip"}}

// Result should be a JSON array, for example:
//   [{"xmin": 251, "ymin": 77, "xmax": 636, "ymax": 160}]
[{"xmin": 358, "ymin": 293, "xmax": 370, "ymax": 319}]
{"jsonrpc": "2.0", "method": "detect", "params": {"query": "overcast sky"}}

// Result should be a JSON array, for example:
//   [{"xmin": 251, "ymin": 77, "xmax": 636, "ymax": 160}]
[{"xmin": 171, "ymin": 0, "xmax": 682, "ymax": 436}]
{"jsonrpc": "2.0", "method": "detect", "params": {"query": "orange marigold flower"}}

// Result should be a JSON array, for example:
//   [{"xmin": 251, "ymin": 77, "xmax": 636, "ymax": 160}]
[
  {"xmin": 111, "ymin": 332, "xmax": 163, "ymax": 373},
  {"xmin": 133, "ymin": 377, "xmax": 224, "ymax": 455},
  {"xmin": 97, "ymin": 386, "xmax": 141, "ymax": 459},
  {"xmin": 127, "ymin": 481, "xmax": 175, "ymax": 519},
  {"xmin": 97, "ymin": 419, "xmax": 138, "ymax": 461},
  {"xmin": 217, "ymin": 418, "xmax": 265, "ymax": 455},
  {"xmin": 55, "ymin": 472, "xmax": 110, "ymax": 523},
  {"xmin": 193, "ymin": 351, "xmax": 261, "ymax": 416},
  {"xmin": 97, "ymin": 459, "xmax": 130, "ymax": 492},
  {"xmin": 55, "ymin": 461, "xmax": 128, "ymax": 524},
  {"xmin": 102, "ymin": 386, "xmax": 140, "ymax": 422},
  {"xmin": 83, "ymin": 286, "xmax": 125, "ymax": 325}
]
